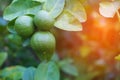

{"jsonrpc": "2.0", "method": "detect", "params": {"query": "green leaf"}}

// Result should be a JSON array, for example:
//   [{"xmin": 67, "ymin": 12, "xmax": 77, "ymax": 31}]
[
  {"xmin": 54, "ymin": 10, "xmax": 82, "ymax": 31},
  {"xmin": 22, "ymin": 67, "xmax": 36, "ymax": 80},
  {"xmin": 34, "ymin": 61, "xmax": 60, "ymax": 80},
  {"xmin": 54, "ymin": 0, "xmax": 86, "ymax": 31},
  {"xmin": 0, "ymin": 52, "xmax": 7, "ymax": 66},
  {"xmin": 99, "ymin": 1, "xmax": 120, "ymax": 18},
  {"xmin": 65, "ymin": 0, "xmax": 87, "ymax": 22},
  {"xmin": 51, "ymin": 53, "xmax": 59, "ymax": 62},
  {"xmin": 22, "ymin": 39, "xmax": 30, "ymax": 47},
  {"xmin": 33, "ymin": 0, "xmax": 46, "ymax": 3},
  {"xmin": 3, "ymin": 0, "xmax": 41, "ymax": 21},
  {"xmin": 7, "ymin": 19, "xmax": 17, "ymax": 34},
  {"xmin": 0, "ymin": 66, "xmax": 26, "ymax": 80},
  {"xmin": 59, "ymin": 59, "xmax": 79, "ymax": 76},
  {"xmin": 11, "ymin": 0, "xmax": 18, "ymax": 4},
  {"xmin": 43, "ymin": 0, "xmax": 65, "ymax": 18}
]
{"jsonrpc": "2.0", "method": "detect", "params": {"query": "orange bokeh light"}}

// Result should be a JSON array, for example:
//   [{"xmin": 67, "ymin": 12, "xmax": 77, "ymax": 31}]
[{"xmin": 83, "ymin": 8, "xmax": 120, "ymax": 49}]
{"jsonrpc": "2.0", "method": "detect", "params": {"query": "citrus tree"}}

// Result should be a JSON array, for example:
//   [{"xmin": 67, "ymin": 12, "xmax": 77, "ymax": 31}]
[{"xmin": 0, "ymin": 0, "xmax": 120, "ymax": 80}]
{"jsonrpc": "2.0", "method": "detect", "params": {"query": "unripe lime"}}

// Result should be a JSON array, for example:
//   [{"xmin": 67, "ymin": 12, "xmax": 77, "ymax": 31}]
[
  {"xmin": 15, "ymin": 16, "xmax": 34, "ymax": 38},
  {"xmin": 30, "ymin": 31, "xmax": 56, "ymax": 60},
  {"xmin": 34, "ymin": 10, "xmax": 55, "ymax": 31}
]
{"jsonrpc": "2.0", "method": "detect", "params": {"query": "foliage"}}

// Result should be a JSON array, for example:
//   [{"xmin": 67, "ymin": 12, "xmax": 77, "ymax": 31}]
[
  {"xmin": 0, "ymin": 52, "xmax": 7, "ymax": 66},
  {"xmin": 99, "ymin": 0, "xmax": 120, "ymax": 18},
  {"xmin": 22, "ymin": 67, "xmax": 36, "ymax": 80},
  {"xmin": 0, "ymin": 0, "xmax": 120, "ymax": 80},
  {"xmin": 3, "ymin": 0, "xmax": 86, "ymax": 31},
  {"xmin": 3, "ymin": 0, "xmax": 42, "ymax": 21}
]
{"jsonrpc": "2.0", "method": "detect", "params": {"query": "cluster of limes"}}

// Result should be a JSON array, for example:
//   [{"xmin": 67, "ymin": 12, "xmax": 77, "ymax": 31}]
[{"xmin": 14, "ymin": 10, "xmax": 56, "ymax": 60}]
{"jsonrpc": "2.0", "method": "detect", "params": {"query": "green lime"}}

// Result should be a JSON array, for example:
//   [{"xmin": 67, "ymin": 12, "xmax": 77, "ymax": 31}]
[
  {"xmin": 34, "ymin": 10, "xmax": 55, "ymax": 31},
  {"xmin": 15, "ymin": 16, "xmax": 34, "ymax": 38},
  {"xmin": 30, "ymin": 31, "xmax": 56, "ymax": 60}
]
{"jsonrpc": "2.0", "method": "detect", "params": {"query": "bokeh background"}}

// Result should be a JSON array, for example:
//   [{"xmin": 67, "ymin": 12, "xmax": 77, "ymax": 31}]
[{"xmin": 0, "ymin": 0, "xmax": 120, "ymax": 80}]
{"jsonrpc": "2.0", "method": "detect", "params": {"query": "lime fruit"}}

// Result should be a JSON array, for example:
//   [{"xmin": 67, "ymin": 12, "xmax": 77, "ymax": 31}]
[
  {"xmin": 30, "ymin": 31, "xmax": 56, "ymax": 60},
  {"xmin": 34, "ymin": 10, "xmax": 55, "ymax": 31},
  {"xmin": 15, "ymin": 16, "xmax": 34, "ymax": 38}
]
